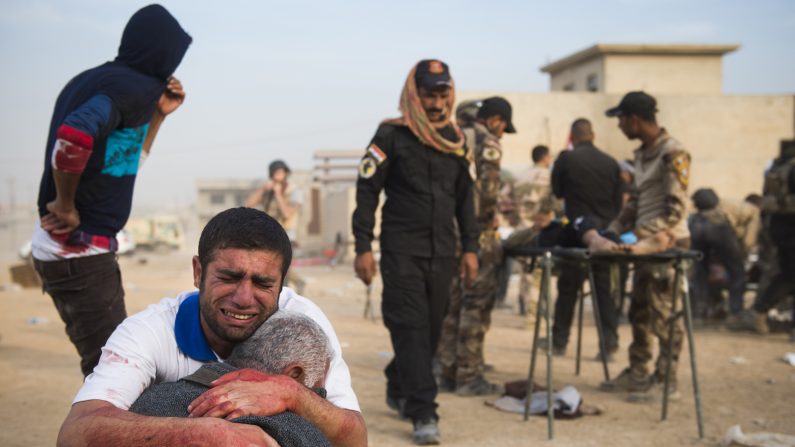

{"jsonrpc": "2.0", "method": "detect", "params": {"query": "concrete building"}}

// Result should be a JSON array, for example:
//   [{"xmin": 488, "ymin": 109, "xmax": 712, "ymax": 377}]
[
  {"xmin": 196, "ymin": 178, "xmax": 261, "ymax": 225},
  {"xmin": 460, "ymin": 43, "xmax": 794, "ymax": 202},
  {"xmin": 540, "ymin": 43, "xmax": 739, "ymax": 94},
  {"xmin": 196, "ymin": 172, "xmax": 324, "ymax": 247},
  {"xmin": 195, "ymin": 153, "xmax": 366, "ymax": 256}
]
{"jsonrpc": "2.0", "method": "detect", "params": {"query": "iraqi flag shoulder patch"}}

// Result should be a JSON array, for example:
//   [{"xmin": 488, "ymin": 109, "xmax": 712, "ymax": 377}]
[{"xmin": 367, "ymin": 144, "xmax": 387, "ymax": 164}]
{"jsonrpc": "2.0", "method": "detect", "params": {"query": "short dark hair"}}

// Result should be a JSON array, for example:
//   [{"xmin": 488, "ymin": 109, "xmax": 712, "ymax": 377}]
[
  {"xmin": 744, "ymin": 193, "xmax": 762, "ymax": 207},
  {"xmin": 268, "ymin": 160, "xmax": 290, "ymax": 178},
  {"xmin": 532, "ymin": 145, "xmax": 550, "ymax": 163},
  {"xmin": 691, "ymin": 188, "xmax": 719, "ymax": 211},
  {"xmin": 570, "ymin": 118, "xmax": 593, "ymax": 139},
  {"xmin": 198, "ymin": 207, "xmax": 293, "ymax": 283}
]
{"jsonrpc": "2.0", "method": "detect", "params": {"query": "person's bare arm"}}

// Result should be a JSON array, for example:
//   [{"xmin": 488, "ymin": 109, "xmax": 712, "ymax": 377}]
[
  {"xmin": 188, "ymin": 369, "xmax": 368, "ymax": 447},
  {"xmin": 42, "ymin": 171, "xmax": 82, "ymax": 234},
  {"xmin": 582, "ymin": 228, "xmax": 619, "ymax": 253},
  {"xmin": 57, "ymin": 400, "xmax": 278, "ymax": 447},
  {"xmin": 271, "ymin": 182, "xmax": 297, "ymax": 221},
  {"xmin": 141, "ymin": 77, "xmax": 185, "ymax": 158},
  {"xmin": 245, "ymin": 183, "xmax": 270, "ymax": 208}
]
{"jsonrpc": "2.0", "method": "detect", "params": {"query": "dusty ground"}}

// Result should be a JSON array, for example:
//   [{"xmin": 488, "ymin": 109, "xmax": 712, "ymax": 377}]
[{"xmin": 1, "ymin": 252, "xmax": 794, "ymax": 446}]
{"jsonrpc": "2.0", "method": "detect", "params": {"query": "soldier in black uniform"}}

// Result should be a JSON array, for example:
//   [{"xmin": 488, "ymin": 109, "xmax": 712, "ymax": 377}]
[
  {"xmin": 688, "ymin": 188, "xmax": 747, "ymax": 324},
  {"xmin": 352, "ymin": 59, "xmax": 479, "ymax": 445},
  {"xmin": 549, "ymin": 118, "xmax": 623, "ymax": 358},
  {"xmin": 752, "ymin": 140, "xmax": 795, "ymax": 341}
]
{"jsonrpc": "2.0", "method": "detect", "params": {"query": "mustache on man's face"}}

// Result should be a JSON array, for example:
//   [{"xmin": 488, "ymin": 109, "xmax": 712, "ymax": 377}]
[{"xmin": 427, "ymin": 108, "xmax": 443, "ymax": 114}]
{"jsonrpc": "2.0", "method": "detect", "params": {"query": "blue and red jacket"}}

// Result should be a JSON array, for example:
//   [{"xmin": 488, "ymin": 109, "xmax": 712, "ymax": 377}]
[{"xmin": 37, "ymin": 4, "xmax": 191, "ymax": 239}]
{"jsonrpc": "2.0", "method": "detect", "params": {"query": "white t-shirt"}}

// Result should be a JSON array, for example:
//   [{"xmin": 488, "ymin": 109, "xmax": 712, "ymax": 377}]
[
  {"xmin": 74, "ymin": 288, "xmax": 360, "ymax": 413},
  {"xmin": 31, "ymin": 221, "xmax": 111, "ymax": 261}
]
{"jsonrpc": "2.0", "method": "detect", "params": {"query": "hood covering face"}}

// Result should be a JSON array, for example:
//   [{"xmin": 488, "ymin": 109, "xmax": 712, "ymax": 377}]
[{"xmin": 116, "ymin": 4, "xmax": 192, "ymax": 81}]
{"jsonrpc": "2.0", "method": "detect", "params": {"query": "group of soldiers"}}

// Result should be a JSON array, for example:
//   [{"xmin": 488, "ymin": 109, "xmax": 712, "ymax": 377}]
[
  {"xmin": 687, "ymin": 140, "xmax": 795, "ymax": 337},
  {"xmin": 350, "ymin": 58, "xmax": 700, "ymax": 444}
]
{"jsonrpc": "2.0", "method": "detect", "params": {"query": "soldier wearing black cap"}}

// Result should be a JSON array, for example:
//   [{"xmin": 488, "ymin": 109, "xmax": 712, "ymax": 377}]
[
  {"xmin": 437, "ymin": 96, "xmax": 516, "ymax": 396},
  {"xmin": 600, "ymin": 91, "xmax": 692, "ymax": 403},
  {"xmin": 352, "ymin": 59, "xmax": 479, "ymax": 445}
]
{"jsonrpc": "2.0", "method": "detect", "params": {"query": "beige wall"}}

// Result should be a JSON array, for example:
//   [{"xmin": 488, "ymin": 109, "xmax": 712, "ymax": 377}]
[
  {"xmin": 549, "ymin": 56, "xmax": 604, "ymax": 92},
  {"xmin": 459, "ymin": 91, "xmax": 795, "ymax": 202},
  {"xmin": 603, "ymin": 54, "xmax": 724, "ymax": 95}
]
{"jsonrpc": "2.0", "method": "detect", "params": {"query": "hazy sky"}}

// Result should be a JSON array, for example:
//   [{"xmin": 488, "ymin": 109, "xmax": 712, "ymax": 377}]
[{"xmin": 1, "ymin": 0, "xmax": 794, "ymax": 211}]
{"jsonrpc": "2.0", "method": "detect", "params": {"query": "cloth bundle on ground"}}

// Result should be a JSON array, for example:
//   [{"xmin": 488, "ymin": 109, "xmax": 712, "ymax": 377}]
[{"xmin": 486, "ymin": 379, "xmax": 603, "ymax": 419}]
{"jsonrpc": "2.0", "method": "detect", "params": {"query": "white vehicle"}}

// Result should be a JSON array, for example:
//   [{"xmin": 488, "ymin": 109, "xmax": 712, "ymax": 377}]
[{"xmin": 125, "ymin": 215, "xmax": 185, "ymax": 252}]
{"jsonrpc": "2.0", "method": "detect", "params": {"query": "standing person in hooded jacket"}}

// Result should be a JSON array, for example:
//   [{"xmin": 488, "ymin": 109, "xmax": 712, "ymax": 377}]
[{"xmin": 32, "ymin": 4, "xmax": 192, "ymax": 376}]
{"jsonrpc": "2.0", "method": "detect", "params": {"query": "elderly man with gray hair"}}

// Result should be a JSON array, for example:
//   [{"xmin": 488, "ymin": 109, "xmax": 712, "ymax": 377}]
[{"xmin": 129, "ymin": 310, "xmax": 333, "ymax": 447}]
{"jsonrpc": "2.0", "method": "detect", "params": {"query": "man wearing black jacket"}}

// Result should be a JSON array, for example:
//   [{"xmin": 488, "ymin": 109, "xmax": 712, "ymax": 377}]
[
  {"xmin": 549, "ymin": 118, "xmax": 623, "ymax": 358},
  {"xmin": 352, "ymin": 59, "xmax": 479, "ymax": 445}
]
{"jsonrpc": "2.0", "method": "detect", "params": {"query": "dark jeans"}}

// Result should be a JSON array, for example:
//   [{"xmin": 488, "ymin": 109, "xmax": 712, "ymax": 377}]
[
  {"xmin": 536, "ymin": 221, "xmax": 619, "ymax": 351},
  {"xmin": 689, "ymin": 215, "xmax": 746, "ymax": 315},
  {"xmin": 553, "ymin": 260, "xmax": 619, "ymax": 352},
  {"xmin": 380, "ymin": 251, "xmax": 456, "ymax": 422},
  {"xmin": 753, "ymin": 220, "xmax": 795, "ymax": 320},
  {"xmin": 34, "ymin": 253, "xmax": 127, "ymax": 376}
]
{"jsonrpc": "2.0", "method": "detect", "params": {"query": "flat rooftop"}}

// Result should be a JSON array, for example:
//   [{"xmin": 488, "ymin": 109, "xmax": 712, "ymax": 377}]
[{"xmin": 540, "ymin": 43, "xmax": 740, "ymax": 74}]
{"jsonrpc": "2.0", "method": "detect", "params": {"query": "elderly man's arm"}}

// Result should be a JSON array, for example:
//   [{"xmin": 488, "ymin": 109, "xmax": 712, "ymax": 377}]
[
  {"xmin": 188, "ymin": 369, "xmax": 367, "ymax": 447},
  {"xmin": 290, "ymin": 386, "xmax": 367, "ymax": 447},
  {"xmin": 58, "ymin": 400, "xmax": 279, "ymax": 447}
]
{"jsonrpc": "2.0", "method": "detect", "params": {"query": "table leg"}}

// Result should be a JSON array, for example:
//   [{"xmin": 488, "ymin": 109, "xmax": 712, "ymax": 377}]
[
  {"xmin": 661, "ymin": 260, "xmax": 681, "ymax": 421},
  {"xmin": 680, "ymin": 270, "xmax": 705, "ymax": 438},
  {"xmin": 587, "ymin": 262, "xmax": 611, "ymax": 381},
  {"xmin": 543, "ymin": 253, "xmax": 555, "ymax": 440},
  {"xmin": 524, "ymin": 256, "xmax": 547, "ymax": 421}
]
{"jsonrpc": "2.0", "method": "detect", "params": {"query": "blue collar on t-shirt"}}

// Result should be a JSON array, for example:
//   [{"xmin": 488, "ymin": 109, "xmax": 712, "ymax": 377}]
[{"xmin": 174, "ymin": 291, "xmax": 217, "ymax": 362}]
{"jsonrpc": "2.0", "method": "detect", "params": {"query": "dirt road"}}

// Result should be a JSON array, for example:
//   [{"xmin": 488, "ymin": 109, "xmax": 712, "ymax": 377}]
[{"xmin": 1, "ymin": 253, "xmax": 793, "ymax": 446}]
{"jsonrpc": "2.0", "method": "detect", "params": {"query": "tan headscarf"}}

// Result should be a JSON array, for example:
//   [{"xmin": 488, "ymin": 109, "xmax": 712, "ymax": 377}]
[{"xmin": 383, "ymin": 62, "xmax": 466, "ymax": 156}]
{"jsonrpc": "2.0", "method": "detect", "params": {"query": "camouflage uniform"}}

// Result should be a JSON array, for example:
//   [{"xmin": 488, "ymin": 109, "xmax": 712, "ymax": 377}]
[
  {"xmin": 608, "ymin": 129, "xmax": 691, "ymax": 384},
  {"xmin": 438, "ymin": 122, "xmax": 503, "ymax": 387},
  {"xmin": 720, "ymin": 199, "xmax": 761, "ymax": 256},
  {"xmin": 261, "ymin": 187, "xmax": 306, "ymax": 293},
  {"xmin": 513, "ymin": 165, "xmax": 552, "ymax": 230},
  {"xmin": 511, "ymin": 164, "xmax": 553, "ymax": 315}
]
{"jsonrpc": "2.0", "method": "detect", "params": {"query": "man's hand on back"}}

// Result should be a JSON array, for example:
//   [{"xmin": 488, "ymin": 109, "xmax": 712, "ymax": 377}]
[
  {"xmin": 188, "ymin": 368, "xmax": 298, "ymax": 420},
  {"xmin": 42, "ymin": 200, "xmax": 80, "ymax": 234}
]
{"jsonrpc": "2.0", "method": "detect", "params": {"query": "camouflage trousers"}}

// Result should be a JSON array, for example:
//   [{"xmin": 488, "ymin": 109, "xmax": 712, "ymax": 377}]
[
  {"xmin": 503, "ymin": 226, "xmax": 542, "ymax": 317},
  {"xmin": 517, "ymin": 263, "xmax": 540, "ymax": 317},
  {"xmin": 628, "ymin": 263, "xmax": 685, "ymax": 383},
  {"xmin": 438, "ymin": 232, "xmax": 502, "ymax": 385}
]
